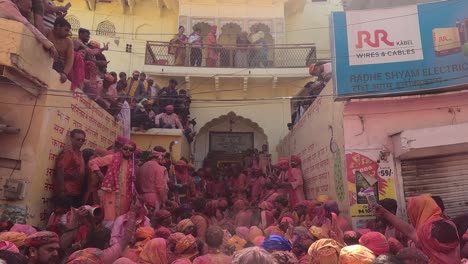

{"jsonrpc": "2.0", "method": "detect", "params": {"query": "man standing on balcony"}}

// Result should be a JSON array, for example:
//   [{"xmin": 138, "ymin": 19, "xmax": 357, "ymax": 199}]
[
  {"xmin": 154, "ymin": 105, "xmax": 183, "ymax": 129},
  {"xmin": 189, "ymin": 27, "xmax": 203, "ymax": 67},
  {"xmin": 47, "ymin": 17, "xmax": 74, "ymax": 83},
  {"xmin": 54, "ymin": 129, "xmax": 86, "ymax": 208}
]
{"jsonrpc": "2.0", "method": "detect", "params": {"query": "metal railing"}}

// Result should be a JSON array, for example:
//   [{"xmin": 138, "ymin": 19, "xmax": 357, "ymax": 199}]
[{"xmin": 145, "ymin": 41, "xmax": 317, "ymax": 68}]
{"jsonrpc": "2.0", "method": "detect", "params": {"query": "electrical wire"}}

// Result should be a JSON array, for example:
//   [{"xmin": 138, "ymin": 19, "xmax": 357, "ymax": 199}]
[
  {"xmin": 7, "ymin": 97, "xmax": 39, "ymax": 180},
  {"xmin": 0, "ymin": 70, "xmax": 467, "ymax": 105}
]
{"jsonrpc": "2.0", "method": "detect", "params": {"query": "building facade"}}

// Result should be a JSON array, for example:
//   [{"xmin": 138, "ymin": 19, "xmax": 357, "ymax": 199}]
[{"xmin": 280, "ymin": 0, "xmax": 468, "ymax": 226}]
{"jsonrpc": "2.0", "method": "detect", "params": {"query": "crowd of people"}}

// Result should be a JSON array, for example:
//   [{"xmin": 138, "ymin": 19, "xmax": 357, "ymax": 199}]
[
  {"xmin": 168, "ymin": 24, "xmax": 270, "ymax": 68},
  {"xmin": 0, "ymin": 131, "xmax": 465, "ymax": 263},
  {"xmin": 2, "ymin": 4, "xmax": 468, "ymax": 264},
  {"xmin": 0, "ymin": 5, "xmax": 194, "ymax": 141}
]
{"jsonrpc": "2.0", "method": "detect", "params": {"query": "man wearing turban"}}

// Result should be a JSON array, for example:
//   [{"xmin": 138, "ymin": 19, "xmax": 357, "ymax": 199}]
[
  {"xmin": 24, "ymin": 231, "xmax": 60, "ymax": 264},
  {"xmin": 136, "ymin": 145, "xmax": 169, "ymax": 212},
  {"xmin": 277, "ymin": 157, "xmax": 305, "ymax": 209}
]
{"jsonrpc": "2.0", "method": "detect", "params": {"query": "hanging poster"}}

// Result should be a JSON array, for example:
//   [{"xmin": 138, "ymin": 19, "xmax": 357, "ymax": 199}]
[{"xmin": 346, "ymin": 150, "xmax": 396, "ymax": 217}]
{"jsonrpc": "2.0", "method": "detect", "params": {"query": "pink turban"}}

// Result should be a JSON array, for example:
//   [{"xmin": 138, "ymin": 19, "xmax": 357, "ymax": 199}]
[
  {"xmin": 165, "ymin": 105, "xmax": 174, "ymax": 111},
  {"xmin": 291, "ymin": 155, "xmax": 301, "ymax": 165},
  {"xmin": 359, "ymin": 232, "xmax": 389, "ymax": 256},
  {"xmin": 388, "ymin": 237, "xmax": 404, "ymax": 254},
  {"xmin": 357, "ymin": 229, "xmax": 371, "ymax": 236},
  {"xmin": 10, "ymin": 224, "xmax": 37, "ymax": 236},
  {"xmin": 309, "ymin": 63, "xmax": 317, "ymax": 75},
  {"xmin": 116, "ymin": 136, "xmax": 129, "ymax": 144},
  {"xmin": 0, "ymin": 240, "xmax": 19, "ymax": 253}
]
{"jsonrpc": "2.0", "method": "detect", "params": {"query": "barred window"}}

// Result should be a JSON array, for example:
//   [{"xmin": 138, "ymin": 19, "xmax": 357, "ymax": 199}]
[
  {"xmin": 96, "ymin": 20, "xmax": 116, "ymax": 37},
  {"xmin": 65, "ymin": 15, "xmax": 80, "ymax": 34}
]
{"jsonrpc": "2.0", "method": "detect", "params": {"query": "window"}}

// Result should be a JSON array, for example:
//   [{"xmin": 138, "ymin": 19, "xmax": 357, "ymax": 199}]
[
  {"xmin": 96, "ymin": 20, "xmax": 116, "ymax": 37},
  {"xmin": 65, "ymin": 15, "xmax": 80, "ymax": 34}
]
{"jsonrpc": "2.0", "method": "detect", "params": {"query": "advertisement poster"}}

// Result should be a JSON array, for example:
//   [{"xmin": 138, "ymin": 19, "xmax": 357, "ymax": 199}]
[
  {"xmin": 331, "ymin": 0, "xmax": 468, "ymax": 97},
  {"xmin": 346, "ymin": 150, "xmax": 396, "ymax": 217}
]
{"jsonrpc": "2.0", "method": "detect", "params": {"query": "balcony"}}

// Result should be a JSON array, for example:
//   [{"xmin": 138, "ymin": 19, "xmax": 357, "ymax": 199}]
[{"xmin": 144, "ymin": 41, "xmax": 317, "ymax": 78}]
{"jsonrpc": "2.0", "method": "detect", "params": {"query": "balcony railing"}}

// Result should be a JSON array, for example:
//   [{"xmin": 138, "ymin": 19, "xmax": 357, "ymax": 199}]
[{"xmin": 145, "ymin": 41, "xmax": 317, "ymax": 68}]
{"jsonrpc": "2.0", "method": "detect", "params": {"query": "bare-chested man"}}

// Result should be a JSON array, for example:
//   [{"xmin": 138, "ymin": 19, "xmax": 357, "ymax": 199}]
[{"xmin": 47, "ymin": 17, "xmax": 74, "ymax": 83}]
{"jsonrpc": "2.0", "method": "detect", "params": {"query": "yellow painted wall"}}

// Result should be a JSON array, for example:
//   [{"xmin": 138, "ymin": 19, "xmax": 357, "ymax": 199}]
[
  {"xmin": 278, "ymin": 82, "xmax": 350, "ymax": 218},
  {"xmin": 146, "ymin": 75, "xmax": 308, "ymax": 165},
  {"xmin": 65, "ymin": 0, "xmax": 179, "ymax": 74},
  {"xmin": 131, "ymin": 129, "xmax": 190, "ymax": 161},
  {"xmin": 285, "ymin": 0, "xmax": 343, "ymax": 59},
  {"xmin": 0, "ymin": 19, "xmax": 122, "ymax": 226},
  {"xmin": 179, "ymin": 0, "xmax": 286, "ymax": 18}
]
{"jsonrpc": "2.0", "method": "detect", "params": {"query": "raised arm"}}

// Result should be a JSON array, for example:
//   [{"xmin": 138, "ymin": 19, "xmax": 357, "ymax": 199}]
[{"xmin": 375, "ymin": 205, "xmax": 417, "ymax": 242}]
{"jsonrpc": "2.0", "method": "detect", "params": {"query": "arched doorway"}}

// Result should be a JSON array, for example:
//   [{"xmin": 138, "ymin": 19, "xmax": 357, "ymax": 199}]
[{"xmin": 193, "ymin": 112, "xmax": 268, "ymax": 169}]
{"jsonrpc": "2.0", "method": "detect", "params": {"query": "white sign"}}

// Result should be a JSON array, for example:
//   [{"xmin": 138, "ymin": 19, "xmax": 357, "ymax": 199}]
[{"xmin": 346, "ymin": 5, "xmax": 424, "ymax": 66}]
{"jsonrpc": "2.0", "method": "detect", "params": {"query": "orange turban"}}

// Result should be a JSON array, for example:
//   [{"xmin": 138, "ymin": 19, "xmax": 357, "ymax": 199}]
[
  {"xmin": 174, "ymin": 234, "xmax": 197, "ymax": 258},
  {"xmin": 135, "ymin": 227, "xmax": 155, "ymax": 240},
  {"xmin": 264, "ymin": 226, "xmax": 284, "ymax": 237},
  {"xmin": 0, "ymin": 232, "xmax": 27, "ymax": 247},
  {"xmin": 253, "ymin": 236, "xmax": 265, "ymax": 247},
  {"xmin": 248, "ymin": 226, "xmax": 263, "ymax": 242}
]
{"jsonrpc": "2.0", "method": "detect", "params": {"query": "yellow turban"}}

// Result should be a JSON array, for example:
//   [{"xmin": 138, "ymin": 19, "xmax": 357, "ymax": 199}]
[
  {"xmin": 339, "ymin": 245, "xmax": 376, "ymax": 264},
  {"xmin": 227, "ymin": 235, "xmax": 247, "ymax": 252},
  {"xmin": 0, "ymin": 232, "xmax": 27, "ymax": 247},
  {"xmin": 309, "ymin": 226, "xmax": 328, "ymax": 239},
  {"xmin": 176, "ymin": 219, "xmax": 195, "ymax": 233},
  {"xmin": 308, "ymin": 238, "xmax": 344, "ymax": 264},
  {"xmin": 317, "ymin": 195, "xmax": 329, "ymax": 203}
]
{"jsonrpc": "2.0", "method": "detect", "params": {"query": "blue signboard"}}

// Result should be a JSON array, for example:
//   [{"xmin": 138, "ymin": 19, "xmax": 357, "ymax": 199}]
[{"xmin": 331, "ymin": 0, "xmax": 468, "ymax": 98}]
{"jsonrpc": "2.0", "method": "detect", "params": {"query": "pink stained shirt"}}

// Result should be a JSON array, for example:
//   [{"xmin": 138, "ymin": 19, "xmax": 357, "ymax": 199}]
[
  {"xmin": 136, "ymin": 160, "xmax": 169, "ymax": 195},
  {"xmin": 250, "ymin": 176, "xmax": 266, "ymax": 203},
  {"xmin": 154, "ymin": 113, "xmax": 183, "ymax": 129},
  {"xmin": 289, "ymin": 168, "xmax": 306, "ymax": 205},
  {"xmin": 110, "ymin": 213, "xmax": 150, "ymax": 246}
]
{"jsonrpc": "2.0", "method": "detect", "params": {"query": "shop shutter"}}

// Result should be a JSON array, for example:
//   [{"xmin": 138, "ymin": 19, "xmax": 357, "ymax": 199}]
[{"xmin": 401, "ymin": 153, "xmax": 468, "ymax": 218}]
